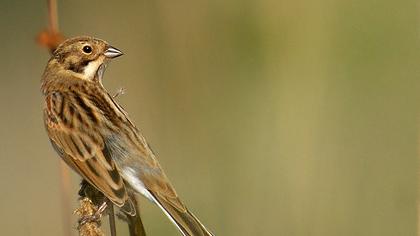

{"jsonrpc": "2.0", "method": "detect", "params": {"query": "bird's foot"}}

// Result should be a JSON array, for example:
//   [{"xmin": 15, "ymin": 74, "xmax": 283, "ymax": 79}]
[{"xmin": 78, "ymin": 201, "xmax": 108, "ymax": 226}]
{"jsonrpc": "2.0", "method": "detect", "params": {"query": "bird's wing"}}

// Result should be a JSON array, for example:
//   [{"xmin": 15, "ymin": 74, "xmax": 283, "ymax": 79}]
[
  {"xmin": 106, "ymin": 111, "xmax": 214, "ymax": 235},
  {"xmin": 44, "ymin": 91, "xmax": 135, "ymax": 215},
  {"xmin": 102, "ymin": 96, "xmax": 186, "ymax": 210},
  {"xmin": 105, "ymin": 96, "xmax": 216, "ymax": 235}
]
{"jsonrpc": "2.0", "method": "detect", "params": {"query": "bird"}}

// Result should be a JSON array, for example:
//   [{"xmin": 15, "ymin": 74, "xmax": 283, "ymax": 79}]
[{"xmin": 41, "ymin": 36, "xmax": 214, "ymax": 236}]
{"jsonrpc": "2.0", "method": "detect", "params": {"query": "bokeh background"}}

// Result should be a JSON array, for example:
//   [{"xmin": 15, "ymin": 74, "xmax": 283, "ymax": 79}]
[{"xmin": 0, "ymin": 0, "xmax": 419, "ymax": 235}]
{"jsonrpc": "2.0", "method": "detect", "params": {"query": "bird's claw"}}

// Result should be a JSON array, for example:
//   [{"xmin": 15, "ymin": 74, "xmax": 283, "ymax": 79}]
[
  {"xmin": 78, "ymin": 201, "xmax": 108, "ymax": 227},
  {"xmin": 78, "ymin": 213, "xmax": 101, "ymax": 226}
]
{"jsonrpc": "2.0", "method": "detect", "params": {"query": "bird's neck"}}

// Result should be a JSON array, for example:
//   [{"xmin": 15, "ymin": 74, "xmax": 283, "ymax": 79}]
[{"xmin": 41, "ymin": 59, "xmax": 101, "ymax": 95}]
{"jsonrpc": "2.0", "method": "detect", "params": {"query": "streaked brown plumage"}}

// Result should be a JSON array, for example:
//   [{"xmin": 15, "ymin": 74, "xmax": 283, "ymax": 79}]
[{"xmin": 41, "ymin": 36, "xmax": 213, "ymax": 236}]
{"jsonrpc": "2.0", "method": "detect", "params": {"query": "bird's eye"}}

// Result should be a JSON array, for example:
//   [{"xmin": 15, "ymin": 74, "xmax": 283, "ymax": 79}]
[{"xmin": 82, "ymin": 45, "xmax": 92, "ymax": 54}]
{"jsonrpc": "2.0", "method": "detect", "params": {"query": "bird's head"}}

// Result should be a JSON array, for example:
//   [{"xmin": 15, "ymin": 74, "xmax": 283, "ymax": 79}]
[{"xmin": 51, "ymin": 36, "xmax": 123, "ymax": 82}]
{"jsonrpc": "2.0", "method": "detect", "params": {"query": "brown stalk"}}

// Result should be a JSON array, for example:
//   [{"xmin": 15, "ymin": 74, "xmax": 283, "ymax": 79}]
[{"xmin": 37, "ymin": 0, "xmax": 64, "ymax": 52}]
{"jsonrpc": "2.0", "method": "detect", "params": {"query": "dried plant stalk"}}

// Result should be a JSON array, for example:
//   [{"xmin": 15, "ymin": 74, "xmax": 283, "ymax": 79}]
[{"xmin": 75, "ymin": 198, "xmax": 105, "ymax": 236}]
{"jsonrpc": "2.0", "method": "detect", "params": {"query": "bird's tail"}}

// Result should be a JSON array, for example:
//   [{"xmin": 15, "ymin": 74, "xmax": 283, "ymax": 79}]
[{"xmin": 149, "ymin": 192, "xmax": 214, "ymax": 236}]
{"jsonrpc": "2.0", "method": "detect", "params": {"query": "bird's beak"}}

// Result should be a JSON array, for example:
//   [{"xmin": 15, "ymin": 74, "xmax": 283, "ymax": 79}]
[{"xmin": 104, "ymin": 46, "xmax": 123, "ymax": 58}]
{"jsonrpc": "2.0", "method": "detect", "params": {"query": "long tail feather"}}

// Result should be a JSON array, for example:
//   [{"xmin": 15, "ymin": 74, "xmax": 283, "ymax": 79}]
[{"xmin": 149, "ymin": 192, "xmax": 214, "ymax": 236}]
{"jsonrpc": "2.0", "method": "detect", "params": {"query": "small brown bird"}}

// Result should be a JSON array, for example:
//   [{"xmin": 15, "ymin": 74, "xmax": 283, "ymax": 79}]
[{"xmin": 41, "ymin": 36, "xmax": 214, "ymax": 236}]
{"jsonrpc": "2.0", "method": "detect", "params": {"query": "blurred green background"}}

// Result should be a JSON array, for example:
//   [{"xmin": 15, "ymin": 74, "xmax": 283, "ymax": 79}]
[{"xmin": 0, "ymin": 0, "xmax": 419, "ymax": 235}]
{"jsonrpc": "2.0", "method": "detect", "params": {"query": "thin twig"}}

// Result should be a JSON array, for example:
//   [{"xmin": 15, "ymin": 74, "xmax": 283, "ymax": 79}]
[
  {"xmin": 108, "ymin": 201, "xmax": 117, "ymax": 236},
  {"xmin": 121, "ymin": 192, "xmax": 147, "ymax": 236},
  {"xmin": 47, "ymin": 0, "xmax": 59, "ymax": 33},
  {"xmin": 37, "ymin": 0, "xmax": 64, "ymax": 52},
  {"xmin": 59, "ymin": 162, "xmax": 73, "ymax": 236}
]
